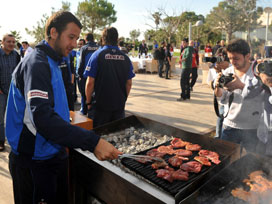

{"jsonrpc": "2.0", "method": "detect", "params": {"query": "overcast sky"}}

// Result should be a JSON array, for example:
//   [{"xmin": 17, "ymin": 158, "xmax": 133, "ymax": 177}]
[{"xmin": 0, "ymin": 0, "xmax": 271, "ymax": 42}]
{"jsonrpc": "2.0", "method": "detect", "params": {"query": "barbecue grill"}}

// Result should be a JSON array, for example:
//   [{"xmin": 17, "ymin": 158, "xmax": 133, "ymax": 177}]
[
  {"xmin": 181, "ymin": 153, "xmax": 272, "ymax": 204},
  {"xmin": 70, "ymin": 115, "xmax": 240, "ymax": 204}
]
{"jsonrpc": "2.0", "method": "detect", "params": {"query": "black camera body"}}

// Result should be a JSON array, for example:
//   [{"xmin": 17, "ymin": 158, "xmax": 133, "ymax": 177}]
[
  {"xmin": 257, "ymin": 60, "xmax": 272, "ymax": 77},
  {"xmin": 218, "ymin": 73, "xmax": 234, "ymax": 88},
  {"xmin": 202, "ymin": 56, "xmax": 224, "ymax": 63}
]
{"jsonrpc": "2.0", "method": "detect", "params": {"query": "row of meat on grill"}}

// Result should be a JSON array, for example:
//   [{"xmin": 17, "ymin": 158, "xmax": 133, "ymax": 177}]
[{"xmin": 137, "ymin": 138, "xmax": 221, "ymax": 183}]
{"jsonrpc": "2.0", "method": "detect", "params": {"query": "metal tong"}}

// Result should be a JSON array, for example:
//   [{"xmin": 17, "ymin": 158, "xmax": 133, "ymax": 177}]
[{"xmin": 118, "ymin": 154, "xmax": 164, "ymax": 162}]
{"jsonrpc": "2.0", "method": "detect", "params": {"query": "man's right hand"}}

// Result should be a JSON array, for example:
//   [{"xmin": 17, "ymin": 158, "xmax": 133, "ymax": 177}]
[
  {"xmin": 0, "ymin": 90, "xmax": 3, "ymax": 94},
  {"xmin": 215, "ymin": 61, "xmax": 229, "ymax": 73},
  {"xmin": 94, "ymin": 138, "xmax": 123, "ymax": 161}
]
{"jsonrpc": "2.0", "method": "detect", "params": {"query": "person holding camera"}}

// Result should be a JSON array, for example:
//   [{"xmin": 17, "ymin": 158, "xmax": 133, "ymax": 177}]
[
  {"xmin": 241, "ymin": 59, "xmax": 272, "ymax": 156},
  {"xmin": 214, "ymin": 39, "xmax": 263, "ymax": 153},
  {"xmin": 208, "ymin": 47, "xmax": 230, "ymax": 139}
]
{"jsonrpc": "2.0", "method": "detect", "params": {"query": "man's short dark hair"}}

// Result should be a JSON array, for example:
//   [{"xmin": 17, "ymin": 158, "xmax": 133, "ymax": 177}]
[
  {"xmin": 102, "ymin": 27, "xmax": 118, "ymax": 46},
  {"xmin": 2, "ymin": 34, "xmax": 15, "ymax": 42},
  {"xmin": 85, "ymin": 33, "xmax": 94, "ymax": 42},
  {"xmin": 45, "ymin": 11, "xmax": 82, "ymax": 41},
  {"xmin": 182, "ymin": 38, "xmax": 188, "ymax": 43},
  {"xmin": 226, "ymin": 39, "xmax": 250, "ymax": 56},
  {"xmin": 119, "ymin": 40, "xmax": 124, "ymax": 47},
  {"xmin": 22, "ymin": 41, "xmax": 29, "ymax": 45},
  {"xmin": 79, "ymin": 38, "xmax": 86, "ymax": 44}
]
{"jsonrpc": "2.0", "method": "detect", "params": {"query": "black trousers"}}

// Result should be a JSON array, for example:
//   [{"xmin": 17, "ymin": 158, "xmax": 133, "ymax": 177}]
[
  {"xmin": 190, "ymin": 67, "xmax": 198, "ymax": 88},
  {"xmin": 180, "ymin": 68, "xmax": 192, "ymax": 99},
  {"xmin": 165, "ymin": 62, "xmax": 170, "ymax": 78},
  {"xmin": 78, "ymin": 77, "xmax": 87, "ymax": 114},
  {"xmin": 88, "ymin": 107, "xmax": 125, "ymax": 128},
  {"xmin": 9, "ymin": 151, "xmax": 69, "ymax": 204},
  {"xmin": 65, "ymin": 82, "xmax": 74, "ymax": 111}
]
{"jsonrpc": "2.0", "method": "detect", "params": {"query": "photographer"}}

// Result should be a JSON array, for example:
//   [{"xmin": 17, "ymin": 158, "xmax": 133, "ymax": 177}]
[
  {"xmin": 242, "ymin": 59, "xmax": 272, "ymax": 156},
  {"xmin": 214, "ymin": 39, "xmax": 263, "ymax": 153},
  {"xmin": 208, "ymin": 47, "xmax": 230, "ymax": 139}
]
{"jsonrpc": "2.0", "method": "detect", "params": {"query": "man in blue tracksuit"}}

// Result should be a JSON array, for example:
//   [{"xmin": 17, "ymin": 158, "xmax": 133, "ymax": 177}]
[
  {"xmin": 84, "ymin": 27, "xmax": 135, "ymax": 128},
  {"xmin": 5, "ymin": 11, "xmax": 121, "ymax": 204},
  {"xmin": 77, "ymin": 33, "xmax": 98, "ymax": 115}
]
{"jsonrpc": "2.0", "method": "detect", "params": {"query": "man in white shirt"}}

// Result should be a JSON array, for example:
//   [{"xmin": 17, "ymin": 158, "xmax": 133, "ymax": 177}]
[
  {"xmin": 22, "ymin": 41, "xmax": 33, "ymax": 57},
  {"xmin": 214, "ymin": 39, "xmax": 263, "ymax": 152}
]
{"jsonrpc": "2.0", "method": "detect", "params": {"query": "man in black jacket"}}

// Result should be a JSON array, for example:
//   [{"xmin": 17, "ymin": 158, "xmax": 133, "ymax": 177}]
[
  {"xmin": 6, "ymin": 11, "xmax": 121, "ymax": 204},
  {"xmin": 77, "ymin": 33, "xmax": 98, "ymax": 115},
  {"xmin": 158, "ymin": 41, "xmax": 166, "ymax": 78},
  {"xmin": 138, "ymin": 40, "xmax": 148, "ymax": 56},
  {"xmin": 84, "ymin": 27, "xmax": 135, "ymax": 128}
]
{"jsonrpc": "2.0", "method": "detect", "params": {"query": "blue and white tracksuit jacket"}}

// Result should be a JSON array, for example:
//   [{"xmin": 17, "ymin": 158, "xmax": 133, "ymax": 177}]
[{"xmin": 5, "ymin": 41, "xmax": 100, "ymax": 160}]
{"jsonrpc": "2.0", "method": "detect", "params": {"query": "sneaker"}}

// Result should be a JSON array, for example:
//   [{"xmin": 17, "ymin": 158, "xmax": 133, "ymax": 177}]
[
  {"xmin": 177, "ymin": 97, "xmax": 186, "ymax": 101},
  {"xmin": 165, "ymin": 77, "xmax": 171, "ymax": 80}
]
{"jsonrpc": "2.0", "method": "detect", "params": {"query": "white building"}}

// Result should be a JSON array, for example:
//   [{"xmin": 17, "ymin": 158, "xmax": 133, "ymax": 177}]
[{"xmin": 233, "ymin": 11, "xmax": 272, "ymax": 42}]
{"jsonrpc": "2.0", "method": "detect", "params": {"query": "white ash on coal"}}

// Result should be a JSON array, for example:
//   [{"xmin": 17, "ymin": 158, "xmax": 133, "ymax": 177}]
[{"xmin": 101, "ymin": 126, "xmax": 172, "ymax": 155}]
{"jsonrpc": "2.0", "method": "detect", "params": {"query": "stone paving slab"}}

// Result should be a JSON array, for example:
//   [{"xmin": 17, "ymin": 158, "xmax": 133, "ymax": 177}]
[{"xmin": 126, "ymin": 69, "xmax": 217, "ymax": 135}]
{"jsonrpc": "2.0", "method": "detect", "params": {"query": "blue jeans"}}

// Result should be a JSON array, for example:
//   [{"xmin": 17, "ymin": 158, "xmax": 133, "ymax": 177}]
[
  {"xmin": 222, "ymin": 125, "xmax": 258, "ymax": 153},
  {"xmin": 158, "ymin": 60, "xmax": 164, "ymax": 77},
  {"xmin": 0, "ymin": 93, "xmax": 7, "ymax": 143},
  {"xmin": 215, "ymin": 106, "xmax": 224, "ymax": 138}
]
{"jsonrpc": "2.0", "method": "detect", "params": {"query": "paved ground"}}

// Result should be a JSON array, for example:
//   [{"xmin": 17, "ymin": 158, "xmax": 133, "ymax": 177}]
[{"xmin": 0, "ymin": 65, "xmax": 217, "ymax": 203}]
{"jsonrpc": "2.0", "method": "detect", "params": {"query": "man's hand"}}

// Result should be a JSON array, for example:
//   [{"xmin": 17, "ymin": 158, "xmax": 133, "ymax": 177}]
[
  {"xmin": 259, "ymin": 73, "xmax": 272, "ymax": 87},
  {"xmin": 0, "ymin": 90, "xmax": 3, "ymax": 94},
  {"xmin": 94, "ymin": 138, "xmax": 123, "ymax": 161},
  {"xmin": 224, "ymin": 75, "xmax": 244, "ymax": 92},
  {"xmin": 214, "ymin": 61, "xmax": 229, "ymax": 73},
  {"xmin": 214, "ymin": 72, "xmax": 223, "ymax": 88}
]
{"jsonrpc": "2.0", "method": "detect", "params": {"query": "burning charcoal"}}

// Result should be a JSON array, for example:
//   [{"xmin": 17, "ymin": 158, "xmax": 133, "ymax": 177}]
[
  {"xmin": 129, "ymin": 135, "xmax": 136, "ymax": 142},
  {"xmin": 138, "ymin": 139, "xmax": 144, "ymax": 145},
  {"xmin": 163, "ymin": 135, "xmax": 169, "ymax": 142},
  {"xmin": 113, "ymin": 136, "xmax": 118, "ymax": 143},
  {"xmin": 144, "ymin": 141, "xmax": 150, "ymax": 145}
]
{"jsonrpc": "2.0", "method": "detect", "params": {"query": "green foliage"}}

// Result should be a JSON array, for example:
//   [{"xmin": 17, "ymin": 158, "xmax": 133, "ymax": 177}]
[
  {"xmin": 129, "ymin": 29, "xmax": 140, "ymax": 42},
  {"xmin": 25, "ymin": 14, "xmax": 48, "ymax": 43},
  {"xmin": 10, "ymin": 30, "xmax": 22, "ymax": 42},
  {"xmin": 25, "ymin": 1, "xmax": 70, "ymax": 43},
  {"xmin": 206, "ymin": 1, "xmax": 242, "ymax": 42},
  {"xmin": 76, "ymin": 0, "xmax": 117, "ymax": 33}
]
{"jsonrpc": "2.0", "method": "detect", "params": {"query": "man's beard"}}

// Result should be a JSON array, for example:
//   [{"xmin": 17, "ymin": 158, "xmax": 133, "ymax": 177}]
[{"xmin": 54, "ymin": 37, "xmax": 64, "ymax": 57}]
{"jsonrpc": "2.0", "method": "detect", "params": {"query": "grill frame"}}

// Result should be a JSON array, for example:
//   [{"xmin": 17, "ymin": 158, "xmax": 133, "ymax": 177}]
[
  {"xmin": 70, "ymin": 115, "xmax": 240, "ymax": 204},
  {"xmin": 181, "ymin": 153, "xmax": 272, "ymax": 204}
]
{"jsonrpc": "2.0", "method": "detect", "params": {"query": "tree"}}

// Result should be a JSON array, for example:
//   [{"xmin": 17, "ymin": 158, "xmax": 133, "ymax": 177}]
[
  {"xmin": 206, "ymin": 1, "xmax": 242, "ymax": 42},
  {"xmin": 176, "ymin": 12, "xmax": 202, "ymax": 44},
  {"xmin": 25, "ymin": 14, "xmax": 48, "ymax": 43},
  {"xmin": 25, "ymin": 1, "xmax": 71, "ymax": 43},
  {"xmin": 129, "ymin": 29, "xmax": 140, "ymax": 42},
  {"xmin": 152, "ymin": 12, "xmax": 162, "ymax": 30},
  {"xmin": 76, "ymin": 0, "xmax": 117, "ymax": 33},
  {"xmin": 10, "ymin": 30, "xmax": 22, "ymax": 42},
  {"xmin": 235, "ymin": 0, "xmax": 263, "ymax": 47}
]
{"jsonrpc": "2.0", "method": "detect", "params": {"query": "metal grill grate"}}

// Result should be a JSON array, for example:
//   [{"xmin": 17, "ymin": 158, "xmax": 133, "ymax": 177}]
[{"xmin": 121, "ymin": 141, "xmax": 224, "ymax": 196}]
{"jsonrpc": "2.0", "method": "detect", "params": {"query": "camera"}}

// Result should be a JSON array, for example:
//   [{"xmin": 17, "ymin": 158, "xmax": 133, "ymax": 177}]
[
  {"xmin": 218, "ymin": 73, "xmax": 234, "ymax": 88},
  {"xmin": 202, "ymin": 56, "xmax": 224, "ymax": 63},
  {"xmin": 257, "ymin": 60, "xmax": 272, "ymax": 77}
]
